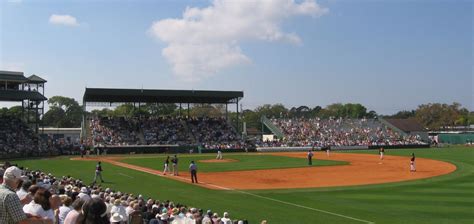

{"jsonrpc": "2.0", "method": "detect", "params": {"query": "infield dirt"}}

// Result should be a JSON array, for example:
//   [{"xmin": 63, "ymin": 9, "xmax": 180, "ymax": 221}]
[{"xmin": 73, "ymin": 152, "xmax": 456, "ymax": 190}]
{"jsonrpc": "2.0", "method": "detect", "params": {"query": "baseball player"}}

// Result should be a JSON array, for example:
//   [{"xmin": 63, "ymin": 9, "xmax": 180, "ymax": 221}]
[
  {"xmin": 216, "ymin": 150, "xmax": 223, "ymax": 160},
  {"xmin": 326, "ymin": 146, "xmax": 331, "ymax": 157},
  {"xmin": 410, "ymin": 153, "xmax": 416, "ymax": 172},
  {"xmin": 307, "ymin": 150, "xmax": 314, "ymax": 166},
  {"xmin": 379, "ymin": 147, "xmax": 385, "ymax": 161},
  {"xmin": 171, "ymin": 155, "xmax": 179, "ymax": 176},
  {"xmin": 93, "ymin": 161, "xmax": 104, "ymax": 184},
  {"xmin": 163, "ymin": 156, "xmax": 170, "ymax": 175}
]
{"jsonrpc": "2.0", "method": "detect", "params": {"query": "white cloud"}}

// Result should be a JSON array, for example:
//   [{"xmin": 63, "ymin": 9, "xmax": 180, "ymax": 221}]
[
  {"xmin": 0, "ymin": 62, "xmax": 25, "ymax": 72},
  {"xmin": 49, "ymin": 14, "xmax": 79, "ymax": 26},
  {"xmin": 149, "ymin": 0, "xmax": 328, "ymax": 81}
]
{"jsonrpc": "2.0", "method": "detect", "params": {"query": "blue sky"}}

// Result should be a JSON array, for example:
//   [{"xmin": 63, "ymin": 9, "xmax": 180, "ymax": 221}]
[{"xmin": 1, "ymin": 0, "xmax": 472, "ymax": 115}]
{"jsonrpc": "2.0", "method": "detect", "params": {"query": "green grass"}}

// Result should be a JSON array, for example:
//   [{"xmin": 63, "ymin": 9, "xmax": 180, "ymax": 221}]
[
  {"xmin": 121, "ymin": 154, "xmax": 346, "ymax": 172},
  {"xmin": 13, "ymin": 146, "xmax": 474, "ymax": 224}
]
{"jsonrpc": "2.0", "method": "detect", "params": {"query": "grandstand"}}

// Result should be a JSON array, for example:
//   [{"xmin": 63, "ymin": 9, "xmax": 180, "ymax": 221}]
[
  {"xmin": 0, "ymin": 70, "xmax": 49, "ymax": 157},
  {"xmin": 82, "ymin": 88, "xmax": 248, "ymax": 153},
  {"xmin": 258, "ymin": 117, "xmax": 427, "ymax": 149}
]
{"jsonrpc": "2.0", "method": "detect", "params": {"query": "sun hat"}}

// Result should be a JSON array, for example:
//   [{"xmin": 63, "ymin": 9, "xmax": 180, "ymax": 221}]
[
  {"xmin": 3, "ymin": 166, "xmax": 24, "ymax": 180},
  {"xmin": 113, "ymin": 199, "xmax": 121, "ymax": 206},
  {"xmin": 80, "ymin": 187, "xmax": 88, "ymax": 193},
  {"xmin": 110, "ymin": 213, "xmax": 124, "ymax": 223}
]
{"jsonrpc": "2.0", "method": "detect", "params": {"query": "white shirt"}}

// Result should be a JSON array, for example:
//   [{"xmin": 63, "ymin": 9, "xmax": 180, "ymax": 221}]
[
  {"xmin": 221, "ymin": 217, "xmax": 232, "ymax": 224},
  {"xmin": 125, "ymin": 206, "xmax": 134, "ymax": 217},
  {"xmin": 23, "ymin": 201, "xmax": 55, "ymax": 222},
  {"xmin": 110, "ymin": 205, "xmax": 127, "ymax": 220},
  {"xmin": 16, "ymin": 188, "xmax": 28, "ymax": 200},
  {"xmin": 58, "ymin": 205, "xmax": 72, "ymax": 224},
  {"xmin": 78, "ymin": 192, "xmax": 91, "ymax": 201}
]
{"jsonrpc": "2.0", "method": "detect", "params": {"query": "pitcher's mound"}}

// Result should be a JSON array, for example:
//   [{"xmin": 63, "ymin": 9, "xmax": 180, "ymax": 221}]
[{"xmin": 199, "ymin": 159, "xmax": 238, "ymax": 163}]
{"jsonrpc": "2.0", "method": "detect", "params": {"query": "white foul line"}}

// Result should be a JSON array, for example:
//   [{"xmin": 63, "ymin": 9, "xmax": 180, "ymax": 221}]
[
  {"xmin": 117, "ymin": 173, "xmax": 134, "ymax": 178},
  {"xmin": 108, "ymin": 161, "xmax": 374, "ymax": 223}
]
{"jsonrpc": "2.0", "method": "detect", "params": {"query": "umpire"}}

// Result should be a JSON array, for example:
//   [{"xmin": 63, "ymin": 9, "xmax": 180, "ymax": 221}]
[{"xmin": 189, "ymin": 161, "xmax": 198, "ymax": 184}]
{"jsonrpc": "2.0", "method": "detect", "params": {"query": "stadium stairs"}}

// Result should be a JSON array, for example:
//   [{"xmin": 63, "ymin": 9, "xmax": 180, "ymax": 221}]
[{"xmin": 260, "ymin": 116, "xmax": 284, "ymax": 139}]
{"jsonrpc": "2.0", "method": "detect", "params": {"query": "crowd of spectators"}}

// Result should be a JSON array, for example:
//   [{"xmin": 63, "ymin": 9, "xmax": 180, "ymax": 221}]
[
  {"xmin": 258, "ymin": 117, "xmax": 426, "ymax": 147},
  {"xmin": 90, "ymin": 117, "xmax": 141, "ymax": 146},
  {"xmin": 89, "ymin": 116, "xmax": 245, "ymax": 150},
  {"xmin": 0, "ymin": 162, "xmax": 250, "ymax": 224},
  {"xmin": 0, "ymin": 115, "xmax": 59, "ymax": 158},
  {"xmin": 141, "ymin": 117, "xmax": 193, "ymax": 145},
  {"xmin": 187, "ymin": 117, "xmax": 244, "ymax": 150}
]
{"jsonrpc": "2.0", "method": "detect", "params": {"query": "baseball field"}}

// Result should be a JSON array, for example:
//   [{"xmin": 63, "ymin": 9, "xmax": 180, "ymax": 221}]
[{"xmin": 13, "ymin": 146, "xmax": 474, "ymax": 223}]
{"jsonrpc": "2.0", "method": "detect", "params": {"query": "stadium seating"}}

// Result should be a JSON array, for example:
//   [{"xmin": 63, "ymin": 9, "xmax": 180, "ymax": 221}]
[
  {"xmin": 259, "ymin": 117, "xmax": 426, "ymax": 147},
  {"xmin": 89, "ymin": 116, "xmax": 246, "ymax": 149}
]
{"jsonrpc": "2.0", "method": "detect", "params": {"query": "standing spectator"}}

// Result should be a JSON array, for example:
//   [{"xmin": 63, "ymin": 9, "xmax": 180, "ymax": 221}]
[
  {"xmin": 93, "ymin": 162, "xmax": 104, "ymax": 184},
  {"xmin": 0, "ymin": 166, "xmax": 51, "ymax": 224},
  {"xmin": 189, "ymin": 161, "xmax": 198, "ymax": 184}
]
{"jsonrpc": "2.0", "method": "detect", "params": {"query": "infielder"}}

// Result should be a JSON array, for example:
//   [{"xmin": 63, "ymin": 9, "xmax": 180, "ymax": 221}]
[
  {"xmin": 410, "ymin": 153, "xmax": 416, "ymax": 172},
  {"xmin": 379, "ymin": 147, "xmax": 385, "ymax": 161},
  {"xmin": 307, "ymin": 150, "xmax": 314, "ymax": 166},
  {"xmin": 93, "ymin": 161, "xmax": 104, "ymax": 184},
  {"xmin": 171, "ymin": 155, "xmax": 179, "ymax": 176},
  {"xmin": 216, "ymin": 150, "xmax": 223, "ymax": 160},
  {"xmin": 163, "ymin": 156, "xmax": 170, "ymax": 175}
]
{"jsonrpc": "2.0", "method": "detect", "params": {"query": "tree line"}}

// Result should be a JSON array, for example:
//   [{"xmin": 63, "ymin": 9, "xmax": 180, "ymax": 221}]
[{"xmin": 1, "ymin": 95, "xmax": 472, "ymax": 130}]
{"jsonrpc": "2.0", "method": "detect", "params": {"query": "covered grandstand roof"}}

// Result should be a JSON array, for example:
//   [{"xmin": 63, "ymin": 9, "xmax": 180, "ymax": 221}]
[
  {"xmin": 0, "ymin": 70, "xmax": 28, "ymax": 82},
  {"xmin": 83, "ymin": 88, "xmax": 243, "ymax": 104},
  {"xmin": 385, "ymin": 118, "xmax": 425, "ymax": 132},
  {"xmin": 27, "ymin": 75, "xmax": 47, "ymax": 84},
  {"xmin": 0, "ymin": 90, "xmax": 48, "ymax": 101}
]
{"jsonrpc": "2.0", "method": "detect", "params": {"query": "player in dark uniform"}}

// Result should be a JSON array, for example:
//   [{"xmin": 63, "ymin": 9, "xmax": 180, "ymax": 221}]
[
  {"xmin": 172, "ymin": 155, "xmax": 179, "ymax": 176},
  {"xmin": 189, "ymin": 161, "xmax": 198, "ymax": 183},
  {"xmin": 307, "ymin": 150, "xmax": 314, "ymax": 166},
  {"xmin": 93, "ymin": 161, "xmax": 104, "ymax": 183},
  {"xmin": 379, "ymin": 147, "xmax": 385, "ymax": 162},
  {"xmin": 410, "ymin": 153, "xmax": 416, "ymax": 172}
]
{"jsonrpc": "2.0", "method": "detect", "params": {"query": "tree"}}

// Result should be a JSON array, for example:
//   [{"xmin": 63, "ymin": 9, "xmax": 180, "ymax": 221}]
[
  {"xmin": 415, "ymin": 102, "xmax": 467, "ymax": 130},
  {"xmin": 43, "ymin": 96, "xmax": 83, "ymax": 127}
]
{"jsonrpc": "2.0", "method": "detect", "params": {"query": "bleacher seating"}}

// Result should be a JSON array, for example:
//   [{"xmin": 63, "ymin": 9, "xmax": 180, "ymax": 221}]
[{"xmin": 257, "ymin": 117, "xmax": 426, "ymax": 147}]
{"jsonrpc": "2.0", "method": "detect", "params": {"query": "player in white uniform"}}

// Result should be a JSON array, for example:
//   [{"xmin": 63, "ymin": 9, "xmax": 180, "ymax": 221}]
[{"xmin": 216, "ymin": 150, "xmax": 223, "ymax": 160}]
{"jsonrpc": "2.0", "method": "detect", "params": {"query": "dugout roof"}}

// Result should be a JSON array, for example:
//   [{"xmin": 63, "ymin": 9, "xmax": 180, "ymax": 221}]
[{"xmin": 83, "ymin": 88, "xmax": 243, "ymax": 104}]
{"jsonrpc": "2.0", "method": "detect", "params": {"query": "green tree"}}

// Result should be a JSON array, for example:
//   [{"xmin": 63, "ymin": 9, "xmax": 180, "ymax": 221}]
[{"xmin": 43, "ymin": 96, "xmax": 83, "ymax": 127}]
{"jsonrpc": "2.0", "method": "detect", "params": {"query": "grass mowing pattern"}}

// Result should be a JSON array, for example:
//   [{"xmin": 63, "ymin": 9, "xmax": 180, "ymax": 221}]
[
  {"xmin": 13, "ymin": 147, "xmax": 474, "ymax": 224},
  {"xmin": 121, "ymin": 154, "xmax": 347, "ymax": 173}
]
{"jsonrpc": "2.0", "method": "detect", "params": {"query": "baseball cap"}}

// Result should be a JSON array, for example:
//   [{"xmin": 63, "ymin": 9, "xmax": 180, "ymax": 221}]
[{"xmin": 3, "ymin": 166, "xmax": 24, "ymax": 180}]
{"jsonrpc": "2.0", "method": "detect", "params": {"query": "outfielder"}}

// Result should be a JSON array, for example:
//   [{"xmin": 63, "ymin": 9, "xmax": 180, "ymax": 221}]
[{"xmin": 379, "ymin": 147, "xmax": 385, "ymax": 161}]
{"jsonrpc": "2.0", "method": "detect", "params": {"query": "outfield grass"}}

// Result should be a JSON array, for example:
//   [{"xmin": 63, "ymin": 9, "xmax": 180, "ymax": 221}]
[
  {"xmin": 121, "ymin": 154, "xmax": 347, "ymax": 172},
  {"xmin": 13, "ymin": 146, "xmax": 474, "ymax": 224}
]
